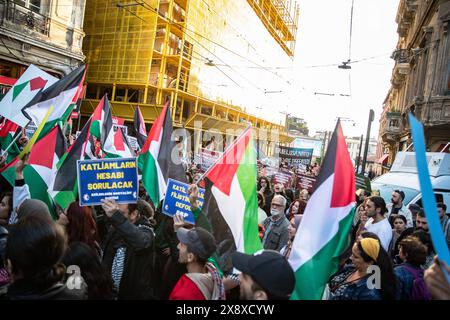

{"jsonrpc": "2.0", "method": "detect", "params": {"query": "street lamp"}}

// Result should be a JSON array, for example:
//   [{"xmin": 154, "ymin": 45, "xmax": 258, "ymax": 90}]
[{"xmin": 338, "ymin": 60, "xmax": 352, "ymax": 69}]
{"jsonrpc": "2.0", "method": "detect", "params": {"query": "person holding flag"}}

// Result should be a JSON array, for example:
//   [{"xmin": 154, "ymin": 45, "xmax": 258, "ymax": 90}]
[{"xmin": 288, "ymin": 120, "xmax": 357, "ymax": 300}]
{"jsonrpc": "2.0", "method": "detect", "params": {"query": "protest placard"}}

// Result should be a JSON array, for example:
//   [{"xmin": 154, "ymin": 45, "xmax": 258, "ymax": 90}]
[
  {"xmin": 355, "ymin": 173, "xmax": 372, "ymax": 191},
  {"xmin": 271, "ymin": 169, "xmax": 293, "ymax": 188},
  {"xmin": 194, "ymin": 148, "xmax": 222, "ymax": 172},
  {"xmin": 77, "ymin": 157, "xmax": 138, "ymax": 206},
  {"xmin": 296, "ymin": 173, "xmax": 317, "ymax": 193},
  {"xmin": 275, "ymin": 146, "xmax": 313, "ymax": 168},
  {"xmin": 162, "ymin": 179, "xmax": 205, "ymax": 224}
]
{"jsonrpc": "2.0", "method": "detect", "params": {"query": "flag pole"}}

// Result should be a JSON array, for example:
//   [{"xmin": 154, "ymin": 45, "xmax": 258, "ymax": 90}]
[
  {"xmin": 1, "ymin": 121, "xmax": 30, "ymax": 156},
  {"xmin": 195, "ymin": 124, "xmax": 252, "ymax": 185},
  {"xmin": 17, "ymin": 104, "xmax": 54, "ymax": 159}
]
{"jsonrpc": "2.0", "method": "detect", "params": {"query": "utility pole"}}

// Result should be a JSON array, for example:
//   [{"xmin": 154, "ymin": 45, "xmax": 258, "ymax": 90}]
[
  {"xmin": 355, "ymin": 134, "xmax": 363, "ymax": 173},
  {"xmin": 361, "ymin": 109, "xmax": 375, "ymax": 175}
]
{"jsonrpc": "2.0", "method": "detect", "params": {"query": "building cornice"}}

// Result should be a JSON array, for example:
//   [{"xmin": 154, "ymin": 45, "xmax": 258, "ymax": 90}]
[{"xmin": 0, "ymin": 26, "xmax": 85, "ymax": 62}]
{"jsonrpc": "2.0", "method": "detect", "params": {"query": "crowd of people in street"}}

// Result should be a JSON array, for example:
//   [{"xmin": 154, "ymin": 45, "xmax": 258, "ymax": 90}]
[{"xmin": 0, "ymin": 149, "xmax": 449, "ymax": 301}]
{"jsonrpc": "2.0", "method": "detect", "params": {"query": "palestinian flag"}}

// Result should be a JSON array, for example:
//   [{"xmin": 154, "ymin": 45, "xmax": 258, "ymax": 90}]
[
  {"xmin": 22, "ymin": 65, "xmax": 86, "ymax": 139},
  {"xmin": 0, "ymin": 119, "xmax": 21, "ymax": 162},
  {"xmin": 90, "ymin": 94, "xmax": 112, "ymax": 143},
  {"xmin": 93, "ymin": 96, "xmax": 134, "ymax": 158},
  {"xmin": 138, "ymin": 101, "xmax": 186, "ymax": 206},
  {"xmin": 134, "ymin": 106, "xmax": 147, "ymax": 149},
  {"xmin": 0, "ymin": 156, "xmax": 19, "ymax": 187},
  {"xmin": 24, "ymin": 126, "xmax": 67, "ymax": 219},
  {"xmin": 49, "ymin": 118, "xmax": 92, "ymax": 209},
  {"xmin": 202, "ymin": 127, "xmax": 262, "ymax": 273},
  {"xmin": 288, "ymin": 121, "xmax": 356, "ymax": 300},
  {"xmin": 0, "ymin": 64, "xmax": 57, "ymax": 127},
  {"xmin": 103, "ymin": 127, "xmax": 134, "ymax": 158}
]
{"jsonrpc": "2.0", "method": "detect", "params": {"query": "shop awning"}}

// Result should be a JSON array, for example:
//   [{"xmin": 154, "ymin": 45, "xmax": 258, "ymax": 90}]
[{"xmin": 378, "ymin": 154, "xmax": 389, "ymax": 164}]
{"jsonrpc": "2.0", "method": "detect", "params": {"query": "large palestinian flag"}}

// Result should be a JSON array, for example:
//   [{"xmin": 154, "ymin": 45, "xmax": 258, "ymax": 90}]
[
  {"xmin": 203, "ymin": 127, "xmax": 262, "ymax": 273},
  {"xmin": 138, "ymin": 101, "xmax": 186, "ymax": 206},
  {"xmin": 288, "ymin": 121, "xmax": 356, "ymax": 300},
  {"xmin": 22, "ymin": 65, "xmax": 86, "ymax": 139},
  {"xmin": 0, "ymin": 64, "xmax": 57, "ymax": 127}
]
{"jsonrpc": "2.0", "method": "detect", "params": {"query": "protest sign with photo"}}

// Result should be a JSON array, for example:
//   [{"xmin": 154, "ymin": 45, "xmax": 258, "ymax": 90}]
[
  {"xmin": 271, "ymin": 169, "xmax": 294, "ymax": 188},
  {"xmin": 296, "ymin": 173, "xmax": 317, "ymax": 193},
  {"xmin": 162, "ymin": 179, "xmax": 205, "ymax": 224},
  {"xmin": 77, "ymin": 157, "xmax": 138, "ymax": 206}
]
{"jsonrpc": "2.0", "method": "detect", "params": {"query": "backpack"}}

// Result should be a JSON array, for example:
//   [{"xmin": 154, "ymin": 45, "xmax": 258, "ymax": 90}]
[{"xmin": 402, "ymin": 265, "xmax": 432, "ymax": 300}]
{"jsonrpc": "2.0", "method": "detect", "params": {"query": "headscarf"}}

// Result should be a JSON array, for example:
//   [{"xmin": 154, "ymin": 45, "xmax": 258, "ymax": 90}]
[{"xmin": 360, "ymin": 238, "xmax": 380, "ymax": 262}]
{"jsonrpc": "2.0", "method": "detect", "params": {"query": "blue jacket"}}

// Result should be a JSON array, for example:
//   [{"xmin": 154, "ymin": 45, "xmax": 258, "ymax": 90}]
[
  {"xmin": 394, "ymin": 263, "xmax": 422, "ymax": 300},
  {"xmin": 328, "ymin": 266, "xmax": 382, "ymax": 300}
]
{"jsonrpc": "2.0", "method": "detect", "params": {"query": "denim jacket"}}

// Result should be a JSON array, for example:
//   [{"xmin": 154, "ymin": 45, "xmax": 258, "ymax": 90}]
[
  {"xmin": 394, "ymin": 263, "xmax": 422, "ymax": 300},
  {"xmin": 328, "ymin": 266, "xmax": 382, "ymax": 300}
]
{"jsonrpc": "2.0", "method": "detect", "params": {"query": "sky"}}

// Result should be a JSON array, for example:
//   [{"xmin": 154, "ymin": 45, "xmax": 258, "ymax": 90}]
[{"xmin": 266, "ymin": 0, "xmax": 400, "ymax": 138}]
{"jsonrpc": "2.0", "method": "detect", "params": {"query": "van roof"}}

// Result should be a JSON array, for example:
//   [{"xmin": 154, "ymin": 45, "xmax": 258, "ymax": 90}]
[
  {"xmin": 390, "ymin": 152, "xmax": 450, "ymax": 177},
  {"xmin": 372, "ymin": 172, "xmax": 424, "ymax": 190}
]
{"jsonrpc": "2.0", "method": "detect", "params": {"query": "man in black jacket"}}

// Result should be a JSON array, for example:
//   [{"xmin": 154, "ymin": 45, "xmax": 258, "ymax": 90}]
[{"xmin": 101, "ymin": 198, "xmax": 158, "ymax": 299}]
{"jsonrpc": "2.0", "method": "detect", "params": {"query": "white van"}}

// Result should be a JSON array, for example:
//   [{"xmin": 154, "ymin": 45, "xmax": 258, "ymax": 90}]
[{"xmin": 371, "ymin": 152, "xmax": 450, "ymax": 213}]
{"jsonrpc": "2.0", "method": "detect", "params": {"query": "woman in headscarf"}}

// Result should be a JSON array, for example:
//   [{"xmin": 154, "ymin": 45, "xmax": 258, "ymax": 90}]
[{"xmin": 326, "ymin": 238, "xmax": 396, "ymax": 300}]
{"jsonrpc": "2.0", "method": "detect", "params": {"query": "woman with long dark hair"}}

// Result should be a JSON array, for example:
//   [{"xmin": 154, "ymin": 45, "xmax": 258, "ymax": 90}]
[
  {"xmin": 63, "ymin": 242, "xmax": 115, "ymax": 300},
  {"xmin": 257, "ymin": 176, "xmax": 273, "ymax": 215},
  {"xmin": 286, "ymin": 199, "xmax": 306, "ymax": 220},
  {"xmin": 280, "ymin": 214, "xmax": 302, "ymax": 259},
  {"xmin": 327, "ymin": 238, "xmax": 397, "ymax": 300}
]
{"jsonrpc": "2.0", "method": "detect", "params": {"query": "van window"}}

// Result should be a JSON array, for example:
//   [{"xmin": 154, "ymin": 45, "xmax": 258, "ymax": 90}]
[
  {"xmin": 371, "ymin": 183, "xmax": 419, "ymax": 205},
  {"xmin": 415, "ymin": 193, "xmax": 450, "ymax": 213}
]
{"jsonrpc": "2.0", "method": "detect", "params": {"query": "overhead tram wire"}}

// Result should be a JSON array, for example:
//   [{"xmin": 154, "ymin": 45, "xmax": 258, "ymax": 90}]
[
  {"xmin": 181, "ymin": 31, "xmax": 267, "ymax": 93},
  {"xmin": 198, "ymin": 0, "xmax": 294, "ymax": 79},
  {"xmin": 117, "ymin": 2, "xmax": 269, "ymax": 94},
  {"xmin": 134, "ymin": 0, "xmax": 294, "ymax": 86}
]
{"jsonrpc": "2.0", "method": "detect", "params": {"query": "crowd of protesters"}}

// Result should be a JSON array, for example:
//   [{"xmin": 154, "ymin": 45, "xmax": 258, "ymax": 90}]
[{"xmin": 0, "ymin": 148, "xmax": 449, "ymax": 301}]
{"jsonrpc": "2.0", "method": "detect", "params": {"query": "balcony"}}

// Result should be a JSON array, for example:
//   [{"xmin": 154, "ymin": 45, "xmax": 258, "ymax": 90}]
[
  {"xmin": 0, "ymin": 1, "xmax": 50, "ymax": 36},
  {"xmin": 396, "ymin": 0, "xmax": 418, "ymax": 37},
  {"xmin": 380, "ymin": 112, "xmax": 402, "ymax": 143},
  {"xmin": 390, "ymin": 49, "xmax": 410, "ymax": 89},
  {"xmin": 391, "ymin": 48, "xmax": 410, "ymax": 63}
]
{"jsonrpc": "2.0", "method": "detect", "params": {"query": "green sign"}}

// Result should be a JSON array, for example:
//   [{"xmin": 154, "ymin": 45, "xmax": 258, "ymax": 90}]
[{"xmin": 355, "ymin": 173, "xmax": 371, "ymax": 192}]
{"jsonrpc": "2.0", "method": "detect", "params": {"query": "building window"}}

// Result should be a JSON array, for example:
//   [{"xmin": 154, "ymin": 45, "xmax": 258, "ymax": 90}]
[{"xmin": 15, "ymin": 0, "xmax": 42, "ymax": 14}]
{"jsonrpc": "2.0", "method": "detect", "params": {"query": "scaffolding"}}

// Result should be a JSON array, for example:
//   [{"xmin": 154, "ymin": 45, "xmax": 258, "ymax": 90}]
[
  {"xmin": 81, "ymin": 0, "xmax": 295, "ymax": 154},
  {"xmin": 246, "ymin": 0, "xmax": 299, "ymax": 57}
]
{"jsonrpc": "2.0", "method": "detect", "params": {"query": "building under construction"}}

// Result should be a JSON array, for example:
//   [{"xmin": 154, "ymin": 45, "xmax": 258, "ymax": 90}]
[{"xmin": 81, "ymin": 0, "xmax": 299, "ymax": 155}]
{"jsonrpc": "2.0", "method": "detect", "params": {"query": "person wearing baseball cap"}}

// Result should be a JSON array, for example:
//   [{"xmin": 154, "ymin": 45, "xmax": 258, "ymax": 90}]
[
  {"xmin": 232, "ymin": 249, "xmax": 295, "ymax": 300},
  {"xmin": 169, "ymin": 227, "xmax": 225, "ymax": 300}
]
